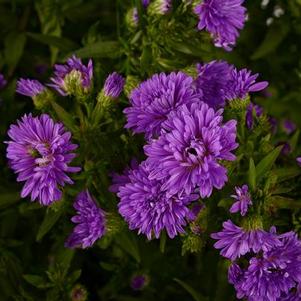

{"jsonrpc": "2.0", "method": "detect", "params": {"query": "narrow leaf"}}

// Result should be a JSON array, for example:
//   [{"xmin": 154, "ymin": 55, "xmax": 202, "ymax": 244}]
[
  {"xmin": 248, "ymin": 158, "xmax": 256, "ymax": 190},
  {"xmin": 50, "ymin": 101, "xmax": 76, "ymax": 132},
  {"xmin": 255, "ymin": 145, "xmax": 283, "ymax": 181},
  {"xmin": 116, "ymin": 232, "xmax": 140, "ymax": 263},
  {"xmin": 174, "ymin": 278, "xmax": 208, "ymax": 301}
]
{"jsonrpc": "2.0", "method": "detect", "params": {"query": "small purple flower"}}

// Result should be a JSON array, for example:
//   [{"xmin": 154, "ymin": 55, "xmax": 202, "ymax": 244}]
[
  {"xmin": 283, "ymin": 120, "xmax": 296, "ymax": 135},
  {"xmin": 144, "ymin": 102, "xmax": 238, "ymax": 198},
  {"xmin": 65, "ymin": 190, "xmax": 106, "ymax": 249},
  {"xmin": 297, "ymin": 157, "xmax": 301, "ymax": 167},
  {"xmin": 131, "ymin": 275, "xmax": 148, "ymax": 290},
  {"xmin": 49, "ymin": 55, "xmax": 93, "ymax": 96},
  {"xmin": 230, "ymin": 185, "xmax": 252, "ymax": 216},
  {"xmin": 227, "ymin": 68, "xmax": 269, "ymax": 100},
  {"xmin": 231, "ymin": 231, "xmax": 301, "ymax": 301},
  {"xmin": 194, "ymin": 0, "xmax": 247, "ymax": 51},
  {"xmin": 16, "ymin": 79, "xmax": 46, "ymax": 97},
  {"xmin": 104, "ymin": 72, "xmax": 125, "ymax": 98},
  {"xmin": 211, "ymin": 220, "xmax": 281, "ymax": 261},
  {"xmin": 150, "ymin": 0, "xmax": 172, "ymax": 14},
  {"xmin": 246, "ymin": 102, "xmax": 264, "ymax": 129},
  {"xmin": 195, "ymin": 60, "xmax": 234, "ymax": 108},
  {"xmin": 124, "ymin": 72, "xmax": 199, "ymax": 139},
  {"xmin": 0, "ymin": 73, "xmax": 7, "ymax": 89},
  {"xmin": 142, "ymin": 0, "xmax": 150, "ymax": 8},
  {"xmin": 6, "ymin": 114, "xmax": 80, "ymax": 206},
  {"xmin": 117, "ymin": 161, "xmax": 196, "ymax": 240}
]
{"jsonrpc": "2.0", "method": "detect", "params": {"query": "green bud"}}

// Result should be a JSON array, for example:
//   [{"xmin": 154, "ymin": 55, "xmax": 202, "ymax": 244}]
[
  {"xmin": 126, "ymin": 8, "xmax": 139, "ymax": 30},
  {"xmin": 70, "ymin": 284, "xmax": 88, "ymax": 301},
  {"xmin": 242, "ymin": 215, "xmax": 263, "ymax": 231},
  {"xmin": 32, "ymin": 89, "xmax": 54, "ymax": 110},
  {"xmin": 124, "ymin": 75, "xmax": 140, "ymax": 97},
  {"xmin": 182, "ymin": 65, "xmax": 198, "ymax": 79},
  {"xmin": 182, "ymin": 233, "xmax": 203, "ymax": 255},
  {"xmin": 148, "ymin": 0, "xmax": 172, "ymax": 16}
]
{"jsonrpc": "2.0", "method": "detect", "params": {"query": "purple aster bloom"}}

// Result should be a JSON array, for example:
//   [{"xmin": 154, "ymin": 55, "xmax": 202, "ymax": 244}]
[
  {"xmin": 16, "ymin": 79, "xmax": 46, "ymax": 97},
  {"xmin": 297, "ymin": 157, "xmax": 301, "ymax": 167},
  {"xmin": 109, "ymin": 159, "xmax": 139, "ymax": 193},
  {"xmin": 194, "ymin": 0, "xmax": 247, "ymax": 51},
  {"xmin": 6, "ymin": 114, "xmax": 80, "ymax": 206},
  {"xmin": 144, "ymin": 102, "xmax": 238, "ymax": 197},
  {"xmin": 230, "ymin": 184, "xmax": 252, "ymax": 216},
  {"xmin": 195, "ymin": 60, "xmax": 234, "ymax": 108},
  {"xmin": 65, "ymin": 190, "xmax": 106, "ymax": 249},
  {"xmin": 211, "ymin": 220, "xmax": 281, "ymax": 261},
  {"xmin": 49, "ymin": 55, "xmax": 93, "ymax": 96},
  {"xmin": 227, "ymin": 68, "xmax": 269, "ymax": 100},
  {"xmin": 283, "ymin": 120, "xmax": 296, "ymax": 135},
  {"xmin": 246, "ymin": 102, "xmax": 264, "ymax": 129},
  {"xmin": 118, "ymin": 161, "xmax": 196, "ymax": 240},
  {"xmin": 232, "ymin": 231, "xmax": 301, "ymax": 301},
  {"xmin": 0, "ymin": 73, "xmax": 7, "ymax": 89},
  {"xmin": 131, "ymin": 275, "xmax": 148, "ymax": 290},
  {"xmin": 104, "ymin": 72, "xmax": 125, "ymax": 98},
  {"xmin": 124, "ymin": 72, "xmax": 200, "ymax": 139},
  {"xmin": 142, "ymin": 0, "xmax": 150, "ymax": 7}
]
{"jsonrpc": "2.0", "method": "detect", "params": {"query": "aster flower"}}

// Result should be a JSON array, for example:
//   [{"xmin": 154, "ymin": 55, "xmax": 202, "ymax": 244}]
[
  {"xmin": 195, "ymin": 60, "xmax": 233, "ymax": 108},
  {"xmin": 131, "ymin": 275, "xmax": 148, "ymax": 290},
  {"xmin": 231, "ymin": 231, "xmax": 301, "ymax": 301},
  {"xmin": 65, "ymin": 190, "xmax": 106, "ymax": 249},
  {"xmin": 246, "ymin": 102, "xmax": 264, "ymax": 129},
  {"xmin": 0, "ymin": 73, "xmax": 7, "ymax": 89},
  {"xmin": 227, "ymin": 68, "xmax": 269, "ymax": 100},
  {"xmin": 124, "ymin": 72, "xmax": 199, "ymax": 139},
  {"xmin": 211, "ymin": 220, "xmax": 281, "ymax": 261},
  {"xmin": 297, "ymin": 157, "xmax": 301, "ymax": 167},
  {"xmin": 144, "ymin": 102, "xmax": 238, "ymax": 197},
  {"xmin": 142, "ymin": 0, "xmax": 150, "ymax": 7},
  {"xmin": 118, "ymin": 162, "xmax": 197, "ymax": 240},
  {"xmin": 194, "ymin": 0, "xmax": 247, "ymax": 51},
  {"xmin": 283, "ymin": 120, "xmax": 296, "ymax": 135},
  {"xmin": 49, "ymin": 55, "xmax": 93, "ymax": 96},
  {"xmin": 6, "ymin": 114, "xmax": 80, "ymax": 206},
  {"xmin": 230, "ymin": 185, "xmax": 252, "ymax": 216},
  {"xmin": 103, "ymin": 72, "xmax": 125, "ymax": 99},
  {"xmin": 16, "ymin": 79, "xmax": 46, "ymax": 97}
]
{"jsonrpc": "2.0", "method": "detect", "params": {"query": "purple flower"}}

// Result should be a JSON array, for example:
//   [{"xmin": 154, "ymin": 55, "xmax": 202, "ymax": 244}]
[
  {"xmin": 246, "ymin": 102, "xmax": 264, "ymax": 129},
  {"xmin": 194, "ymin": 0, "xmax": 247, "ymax": 51},
  {"xmin": 124, "ymin": 72, "xmax": 199, "ymax": 139},
  {"xmin": 211, "ymin": 220, "xmax": 281, "ymax": 261},
  {"xmin": 227, "ymin": 68, "xmax": 269, "ymax": 100},
  {"xmin": 297, "ymin": 157, "xmax": 301, "ymax": 167},
  {"xmin": 16, "ymin": 79, "xmax": 46, "ymax": 97},
  {"xmin": 65, "ymin": 190, "xmax": 106, "ymax": 249},
  {"xmin": 6, "ymin": 114, "xmax": 80, "ymax": 206},
  {"xmin": 195, "ymin": 60, "xmax": 234, "ymax": 108},
  {"xmin": 0, "ymin": 73, "xmax": 7, "ymax": 89},
  {"xmin": 283, "ymin": 120, "xmax": 296, "ymax": 135},
  {"xmin": 49, "ymin": 55, "xmax": 93, "ymax": 96},
  {"xmin": 142, "ymin": 0, "xmax": 150, "ymax": 7},
  {"xmin": 230, "ymin": 185, "xmax": 252, "ymax": 216},
  {"xmin": 104, "ymin": 72, "xmax": 125, "ymax": 98},
  {"xmin": 131, "ymin": 275, "xmax": 148, "ymax": 290},
  {"xmin": 150, "ymin": 0, "xmax": 172, "ymax": 14},
  {"xmin": 117, "ymin": 161, "xmax": 196, "ymax": 240},
  {"xmin": 144, "ymin": 102, "xmax": 238, "ymax": 197},
  {"xmin": 231, "ymin": 232, "xmax": 301, "ymax": 301}
]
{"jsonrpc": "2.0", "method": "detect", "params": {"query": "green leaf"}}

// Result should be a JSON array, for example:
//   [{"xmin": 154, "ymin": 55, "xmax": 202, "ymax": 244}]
[
  {"xmin": 248, "ymin": 158, "xmax": 256, "ymax": 190},
  {"xmin": 116, "ymin": 232, "xmax": 140, "ymax": 263},
  {"xmin": 50, "ymin": 101, "xmax": 76, "ymax": 132},
  {"xmin": 4, "ymin": 32, "xmax": 26, "ymax": 72},
  {"xmin": 68, "ymin": 41, "xmax": 121, "ymax": 59},
  {"xmin": 174, "ymin": 278, "xmax": 208, "ymax": 301},
  {"xmin": 289, "ymin": 129, "xmax": 300, "ymax": 153},
  {"xmin": 255, "ymin": 145, "xmax": 283, "ymax": 181},
  {"xmin": 269, "ymin": 196, "xmax": 301, "ymax": 209},
  {"xmin": 273, "ymin": 167, "xmax": 301, "ymax": 183},
  {"xmin": 27, "ymin": 32, "xmax": 78, "ymax": 52},
  {"xmin": 251, "ymin": 23, "xmax": 289, "ymax": 60},
  {"xmin": 36, "ymin": 208, "xmax": 62, "ymax": 241},
  {"xmin": 23, "ymin": 275, "xmax": 52, "ymax": 289}
]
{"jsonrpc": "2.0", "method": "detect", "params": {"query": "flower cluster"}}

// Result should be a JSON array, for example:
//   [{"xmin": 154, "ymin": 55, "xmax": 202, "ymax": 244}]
[{"xmin": 194, "ymin": 0, "xmax": 247, "ymax": 51}]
